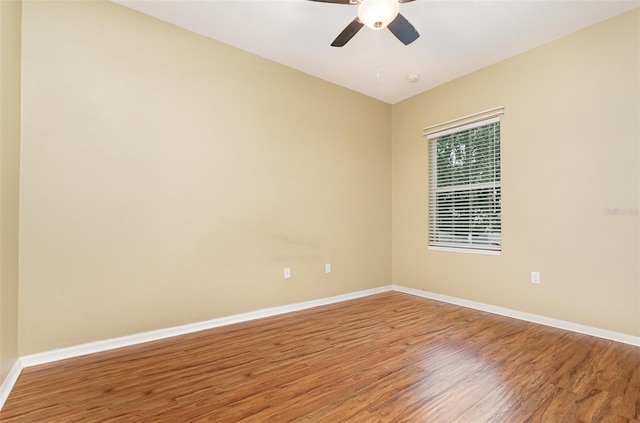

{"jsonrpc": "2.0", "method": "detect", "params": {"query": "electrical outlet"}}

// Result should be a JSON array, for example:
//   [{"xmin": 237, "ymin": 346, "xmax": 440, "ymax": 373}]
[
  {"xmin": 325, "ymin": 263, "xmax": 331, "ymax": 274},
  {"xmin": 531, "ymin": 271, "xmax": 541, "ymax": 284},
  {"xmin": 284, "ymin": 267, "xmax": 291, "ymax": 279}
]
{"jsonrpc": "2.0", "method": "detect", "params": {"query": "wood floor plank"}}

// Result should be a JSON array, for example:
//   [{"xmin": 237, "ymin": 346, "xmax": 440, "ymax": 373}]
[{"xmin": 1, "ymin": 291, "xmax": 639, "ymax": 422}]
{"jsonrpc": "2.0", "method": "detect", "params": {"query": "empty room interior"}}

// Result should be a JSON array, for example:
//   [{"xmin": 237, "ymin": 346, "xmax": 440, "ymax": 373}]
[{"xmin": 0, "ymin": 0, "xmax": 639, "ymax": 421}]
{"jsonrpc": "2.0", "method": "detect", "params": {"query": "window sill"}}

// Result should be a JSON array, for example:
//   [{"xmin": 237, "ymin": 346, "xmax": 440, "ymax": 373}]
[{"xmin": 428, "ymin": 245, "xmax": 501, "ymax": 256}]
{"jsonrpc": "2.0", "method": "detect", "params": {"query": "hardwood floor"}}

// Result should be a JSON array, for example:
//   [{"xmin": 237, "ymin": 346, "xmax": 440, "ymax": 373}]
[{"xmin": 1, "ymin": 291, "xmax": 639, "ymax": 422}]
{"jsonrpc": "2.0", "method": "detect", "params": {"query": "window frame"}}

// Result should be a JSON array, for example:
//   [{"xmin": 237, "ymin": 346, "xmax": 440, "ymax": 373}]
[{"xmin": 424, "ymin": 108, "xmax": 504, "ymax": 255}]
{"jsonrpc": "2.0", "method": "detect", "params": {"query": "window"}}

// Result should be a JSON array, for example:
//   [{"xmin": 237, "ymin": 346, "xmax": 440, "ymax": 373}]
[{"xmin": 425, "ymin": 109, "xmax": 503, "ymax": 254}]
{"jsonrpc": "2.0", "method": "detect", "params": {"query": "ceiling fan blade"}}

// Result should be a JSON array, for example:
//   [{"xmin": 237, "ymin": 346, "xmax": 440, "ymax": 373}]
[
  {"xmin": 398, "ymin": 0, "xmax": 416, "ymax": 2},
  {"xmin": 307, "ymin": 0, "xmax": 357, "ymax": 4},
  {"xmin": 331, "ymin": 18, "xmax": 364, "ymax": 47},
  {"xmin": 387, "ymin": 13, "xmax": 419, "ymax": 45}
]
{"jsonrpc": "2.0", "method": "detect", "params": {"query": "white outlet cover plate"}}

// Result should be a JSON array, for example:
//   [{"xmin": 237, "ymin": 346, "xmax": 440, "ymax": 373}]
[{"xmin": 531, "ymin": 272, "xmax": 541, "ymax": 284}]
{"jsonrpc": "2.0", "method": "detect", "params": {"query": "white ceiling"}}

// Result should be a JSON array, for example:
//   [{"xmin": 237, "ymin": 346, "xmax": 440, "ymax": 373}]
[{"xmin": 114, "ymin": 0, "xmax": 639, "ymax": 104}]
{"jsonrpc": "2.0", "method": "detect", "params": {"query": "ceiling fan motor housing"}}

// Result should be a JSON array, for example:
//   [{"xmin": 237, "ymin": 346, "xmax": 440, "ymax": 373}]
[{"xmin": 310, "ymin": 0, "xmax": 418, "ymax": 47}]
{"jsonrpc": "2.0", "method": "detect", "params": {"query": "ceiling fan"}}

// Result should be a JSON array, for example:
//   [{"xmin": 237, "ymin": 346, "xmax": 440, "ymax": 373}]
[{"xmin": 309, "ymin": 0, "xmax": 419, "ymax": 47}]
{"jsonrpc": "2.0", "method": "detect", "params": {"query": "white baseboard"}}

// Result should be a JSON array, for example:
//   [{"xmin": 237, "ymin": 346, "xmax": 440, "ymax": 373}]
[
  {"xmin": 0, "ymin": 360, "xmax": 23, "ymax": 411},
  {"xmin": 393, "ymin": 285, "xmax": 640, "ymax": 347},
  {"xmin": 3, "ymin": 283, "xmax": 638, "ymax": 412},
  {"xmin": 20, "ymin": 285, "xmax": 393, "ymax": 368},
  {"xmin": 14, "ymin": 284, "xmax": 640, "ymax": 368}
]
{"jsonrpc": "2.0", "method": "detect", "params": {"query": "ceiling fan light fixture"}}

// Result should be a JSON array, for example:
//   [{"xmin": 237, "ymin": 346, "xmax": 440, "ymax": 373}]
[{"xmin": 357, "ymin": 0, "xmax": 399, "ymax": 30}]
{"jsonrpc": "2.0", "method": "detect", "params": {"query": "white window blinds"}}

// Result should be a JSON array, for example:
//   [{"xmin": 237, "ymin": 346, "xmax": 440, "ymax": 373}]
[{"xmin": 425, "ymin": 109, "xmax": 503, "ymax": 253}]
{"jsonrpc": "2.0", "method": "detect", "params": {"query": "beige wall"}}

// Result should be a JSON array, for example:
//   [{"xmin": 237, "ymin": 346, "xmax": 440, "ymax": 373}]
[
  {"xmin": 18, "ymin": 1, "xmax": 391, "ymax": 355},
  {"xmin": 392, "ymin": 9, "xmax": 640, "ymax": 336},
  {"xmin": 0, "ymin": 0, "xmax": 21, "ymax": 381},
  {"xmin": 13, "ymin": 1, "xmax": 640, "ymax": 358}
]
